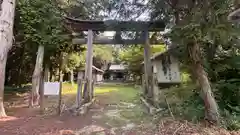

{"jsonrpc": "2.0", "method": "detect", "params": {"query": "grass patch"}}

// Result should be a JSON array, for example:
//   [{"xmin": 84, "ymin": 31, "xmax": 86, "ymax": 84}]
[
  {"xmin": 120, "ymin": 106, "xmax": 151, "ymax": 123},
  {"xmin": 98, "ymin": 85, "xmax": 139, "ymax": 103},
  {"xmin": 62, "ymin": 83, "xmax": 139, "ymax": 102},
  {"xmin": 62, "ymin": 83, "xmax": 121, "ymax": 95},
  {"xmin": 156, "ymin": 84, "xmax": 205, "ymax": 123}
]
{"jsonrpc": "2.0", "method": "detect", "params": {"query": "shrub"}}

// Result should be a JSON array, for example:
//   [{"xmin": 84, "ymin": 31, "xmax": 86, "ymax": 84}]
[{"xmin": 215, "ymin": 79, "xmax": 240, "ymax": 112}]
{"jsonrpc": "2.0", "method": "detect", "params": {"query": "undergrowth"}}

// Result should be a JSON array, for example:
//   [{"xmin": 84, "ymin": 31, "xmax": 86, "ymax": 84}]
[{"xmin": 158, "ymin": 81, "xmax": 240, "ymax": 131}]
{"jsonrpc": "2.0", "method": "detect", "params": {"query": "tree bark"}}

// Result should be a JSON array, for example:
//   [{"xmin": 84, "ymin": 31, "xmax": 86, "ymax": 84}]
[
  {"xmin": 44, "ymin": 64, "xmax": 49, "ymax": 82},
  {"xmin": 143, "ymin": 31, "xmax": 153, "ymax": 99},
  {"xmin": 39, "ymin": 72, "xmax": 44, "ymax": 114},
  {"xmin": 188, "ymin": 42, "xmax": 219, "ymax": 123},
  {"xmin": 17, "ymin": 45, "xmax": 26, "ymax": 87},
  {"xmin": 49, "ymin": 67, "xmax": 55, "ymax": 82},
  {"xmin": 30, "ymin": 45, "xmax": 44, "ymax": 107},
  {"xmin": 83, "ymin": 30, "xmax": 93, "ymax": 103},
  {"xmin": 0, "ymin": 0, "xmax": 16, "ymax": 117},
  {"xmin": 58, "ymin": 71, "xmax": 63, "ymax": 115},
  {"xmin": 76, "ymin": 72, "xmax": 83, "ymax": 107},
  {"xmin": 58, "ymin": 53, "xmax": 64, "ymax": 115},
  {"xmin": 70, "ymin": 70, "xmax": 74, "ymax": 86},
  {"xmin": 0, "ymin": 56, "xmax": 7, "ymax": 117}
]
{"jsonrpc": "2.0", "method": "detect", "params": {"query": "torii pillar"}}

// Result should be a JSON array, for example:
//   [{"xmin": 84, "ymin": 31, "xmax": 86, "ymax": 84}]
[
  {"xmin": 143, "ymin": 31, "xmax": 153, "ymax": 99},
  {"xmin": 83, "ymin": 30, "xmax": 94, "ymax": 102}
]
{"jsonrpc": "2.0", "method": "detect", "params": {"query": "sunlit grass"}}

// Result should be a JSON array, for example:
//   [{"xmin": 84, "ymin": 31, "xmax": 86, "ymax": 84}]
[
  {"xmin": 62, "ymin": 83, "xmax": 120, "ymax": 95},
  {"xmin": 62, "ymin": 83, "xmax": 139, "ymax": 103}
]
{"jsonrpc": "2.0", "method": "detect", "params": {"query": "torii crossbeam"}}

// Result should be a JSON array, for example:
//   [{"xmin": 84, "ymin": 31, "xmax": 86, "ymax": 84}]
[
  {"xmin": 65, "ymin": 17, "xmax": 165, "ymax": 31},
  {"xmin": 72, "ymin": 37, "xmax": 164, "ymax": 45}
]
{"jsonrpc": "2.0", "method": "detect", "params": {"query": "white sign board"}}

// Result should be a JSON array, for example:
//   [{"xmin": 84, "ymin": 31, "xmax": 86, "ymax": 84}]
[
  {"xmin": 154, "ymin": 56, "xmax": 181, "ymax": 83},
  {"xmin": 44, "ymin": 82, "xmax": 60, "ymax": 95}
]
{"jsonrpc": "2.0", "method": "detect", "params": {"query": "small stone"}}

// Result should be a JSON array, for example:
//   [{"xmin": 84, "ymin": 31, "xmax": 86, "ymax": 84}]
[
  {"xmin": 60, "ymin": 130, "xmax": 75, "ymax": 135},
  {"xmin": 92, "ymin": 115, "xmax": 102, "ymax": 119},
  {"xmin": 110, "ymin": 128, "xmax": 117, "ymax": 135},
  {"xmin": 55, "ymin": 120, "xmax": 63, "ymax": 124},
  {"xmin": 95, "ymin": 131, "xmax": 106, "ymax": 135},
  {"xmin": 90, "ymin": 108, "xmax": 104, "ymax": 112},
  {"xmin": 122, "ymin": 123, "xmax": 136, "ymax": 131}
]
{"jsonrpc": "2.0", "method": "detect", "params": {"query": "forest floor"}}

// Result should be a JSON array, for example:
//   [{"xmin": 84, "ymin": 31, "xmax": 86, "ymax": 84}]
[{"xmin": 0, "ymin": 83, "xmax": 239, "ymax": 135}]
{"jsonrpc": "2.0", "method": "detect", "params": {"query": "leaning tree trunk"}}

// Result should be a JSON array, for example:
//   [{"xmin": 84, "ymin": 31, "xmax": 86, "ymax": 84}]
[
  {"xmin": 188, "ymin": 42, "xmax": 219, "ymax": 124},
  {"xmin": 0, "ymin": 0, "xmax": 16, "ymax": 117},
  {"xmin": 30, "ymin": 45, "xmax": 44, "ymax": 107}
]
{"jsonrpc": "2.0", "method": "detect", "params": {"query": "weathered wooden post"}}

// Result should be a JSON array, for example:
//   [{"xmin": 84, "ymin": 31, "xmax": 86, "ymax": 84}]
[
  {"xmin": 143, "ymin": 31, "xmax": 153, "ymax": 99},
  {"xmin": 76, "ymin": 71, "xmax": 83, "ymax": 107},
  {"xmin": 83, "ymin": 30, "xmax": 94, "ymax": 103},
  {"xmin": 141, "ymin": 73, "xmax": 145, "ymax": 92},
  {"xmin": 91, "ymin": 81, "xmax": 94, "ymax": 99}
]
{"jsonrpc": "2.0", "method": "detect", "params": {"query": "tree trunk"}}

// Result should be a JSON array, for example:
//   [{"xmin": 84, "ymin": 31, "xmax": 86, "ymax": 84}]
[
  {"xmin": 70, "ymin": 70, "xmax": 74, "ymax": 86},
  {"xmin": 44, "ymin": 64, "xmax": 49, "ymax": 82},
  {"xmin": 30, "ymin": 45, "xmax": 44, "ymax": 107},
  {"xmin": 188, "ymin": 42, "xmax": 219, "ymax": 123},
  {"xmin": 49, "ymin": 67, "xmax": 55, "ymax": 82},
  {"xmin": 58, "ymin": 53, "xmax": 64, "ymax": 115},
  {"xmin": 0, "ymin": 0, "xmax": 16, "ymax": 117},
  {"xmin": 55, "ymin": 68, "xmax": 60, "ymax": 82},
  {"xmin": 17, "ymin": 45, "xmax": 26, "ymax": 87},
  {"xmin": 0, "ymin": 56, "xmax": 7, "ymax": 117},
  {"xmin": 58, "ymin": 71, "xmax": 63, "ymax": 115},
  {"xmin": 39, "ymin": 72, "xmax": 44, "ymax": 114}
]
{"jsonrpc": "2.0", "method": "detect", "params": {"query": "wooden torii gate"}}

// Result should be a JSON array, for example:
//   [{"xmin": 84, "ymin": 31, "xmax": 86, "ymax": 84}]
[{"xmin": 65, "ymin": 17, "xmax": 165, "ymax": 103}]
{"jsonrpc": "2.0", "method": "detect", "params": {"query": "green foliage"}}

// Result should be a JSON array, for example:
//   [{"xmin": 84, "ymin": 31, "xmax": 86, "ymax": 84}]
[
  {"xmin": 7, "ymin": 0, "xmax": 109, "ymax": 85},
  {"xmin": 119, "ymin": 45, "xmax": 166, "ymax": 78},
  {"xmin": 181, "ymin": 72, "xmax": 191, "ymax": 83},
  {"xmin": 159, "ymin": 82, "xmax": 240, "ymax": 130},
  {"xmin": 77, "ymin": 45, "xmax": 114, "ymax": 69},
  {"xmin": 64, "ymin": 0, "xmax": 109, "ymax": 19},
  {"xmin": 157, "ymin": 85, "xmax": 204, "ymax": 122},
  {"xmin": 222, "ymin": 109, "xmax": 240, "ymax": 130},
  {"xmin": 119, "ymin": 46, "xmax": 144, "ymax": 76},
  {"xmin": 175, "ymin": 96, "xmax": 205, "ymax": 123},
  {"xmin": 216, "ymin": 79, "xmax": 240, "ymax": 111},
  {"xmin": 93, "ymin": 46, "xmax": 114, "ymax": 68},
  {"xmin": 63, "ymin": 53, "xmax": 82, "ymax": 72},
  {"xmin": 5, "ymin": 0, "xmax": 66, "ymax": 86},
  {"xmin": 17, "ymin": 0, "xmax": 64, "ymax": 47}
]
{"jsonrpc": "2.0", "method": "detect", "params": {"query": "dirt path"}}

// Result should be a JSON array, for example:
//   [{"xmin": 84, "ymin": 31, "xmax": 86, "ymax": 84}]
[{"xmin": 0, "ymin": 85, "xmax": 154, "ymax": 135}]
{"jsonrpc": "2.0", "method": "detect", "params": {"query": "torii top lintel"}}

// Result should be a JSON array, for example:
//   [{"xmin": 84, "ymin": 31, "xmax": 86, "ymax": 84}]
[{"xmin": 65, "ymin": 17, "xmax": 165, "ymax": 32}]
